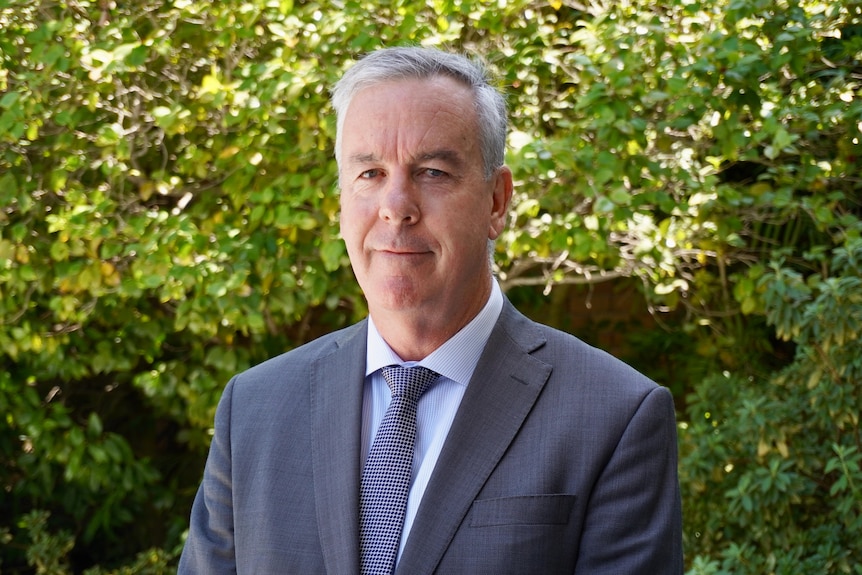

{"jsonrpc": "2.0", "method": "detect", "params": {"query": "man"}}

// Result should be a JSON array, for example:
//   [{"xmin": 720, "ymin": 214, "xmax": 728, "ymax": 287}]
[{"xmin": 179, "ymin": 46, "xmax": 683, "ymax": 574}]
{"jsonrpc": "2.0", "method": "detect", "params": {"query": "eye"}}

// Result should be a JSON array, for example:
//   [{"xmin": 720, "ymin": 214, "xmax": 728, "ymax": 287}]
[
  {"xmin": 360, "ymin": 168, "xmax": 382, "ymax": 179},
  {"xmin": 422, "ymin": 168, "xmax": 447, "ymax": 178}
]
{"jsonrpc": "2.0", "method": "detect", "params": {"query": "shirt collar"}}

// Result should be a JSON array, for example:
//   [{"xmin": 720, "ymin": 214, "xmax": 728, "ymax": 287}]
[{"xmin": 366, "ymin": 280, "xmax": 504, "ymax": 386}]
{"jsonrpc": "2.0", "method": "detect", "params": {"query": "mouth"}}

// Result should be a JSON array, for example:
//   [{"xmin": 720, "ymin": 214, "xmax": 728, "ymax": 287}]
[
  {"xmin": 370, "ymin": 235, "xmax": 434, "ymax": 260},
  {"xmin": 380, "ymin": 248, "xmax": 429, "ymax": 255},
  {"xmin": 375, "ymin": 239, "xmax": 432, "ymax": 255},
  {"xmin": 377, "ymin": 250, "xmax": 432, "ymax": 262},
  {"xmin": 374, "ymin": 247, "xmax": 434, "ymax": 265}
]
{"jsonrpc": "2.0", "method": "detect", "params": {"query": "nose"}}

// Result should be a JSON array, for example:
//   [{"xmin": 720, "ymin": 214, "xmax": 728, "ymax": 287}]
[{"xmin": 378, "ymin": 172, "xmax": 420, "ymax": 225}]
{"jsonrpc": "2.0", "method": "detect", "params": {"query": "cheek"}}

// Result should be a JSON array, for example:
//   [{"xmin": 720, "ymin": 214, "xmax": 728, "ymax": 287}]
[
  {"xmin": 339, "ymin": 204, "xmax": 357, "ymax": 246},
  {"xmin": 446, "ymin": 193, "xmax": 496, "ymax": 239},
  {"xmin": 339, "ymin": 201, "xmax": 373, "ymax": 253}
]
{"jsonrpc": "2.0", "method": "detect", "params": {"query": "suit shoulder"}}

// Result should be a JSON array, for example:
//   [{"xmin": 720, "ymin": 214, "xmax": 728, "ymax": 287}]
[
  {"xmin": 496, "ymin": 303, "xmax": 654, "ymax": 390},
  {"xmin": 234, "ymin": 320, "xmax": 366, "ymax": 386},
  {"xmin": 533, "ymin": 321, "xmax": 660, "ymax": 393}
]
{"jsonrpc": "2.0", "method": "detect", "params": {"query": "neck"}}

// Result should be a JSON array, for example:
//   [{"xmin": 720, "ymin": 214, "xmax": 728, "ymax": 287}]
[{"xmin": 371, "ymin": 278, "xmax": 494, "ymax": 361}]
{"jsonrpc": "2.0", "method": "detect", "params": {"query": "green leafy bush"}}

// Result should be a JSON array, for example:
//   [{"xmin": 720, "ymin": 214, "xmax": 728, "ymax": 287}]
[{"xmin": 681, "ymin": 239, "xmax": 862, "ymax": 574}]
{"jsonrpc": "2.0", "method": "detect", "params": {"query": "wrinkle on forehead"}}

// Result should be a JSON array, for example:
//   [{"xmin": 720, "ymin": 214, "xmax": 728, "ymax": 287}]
[{"xmin": 341, "ymin": 77, "xmax": 480, "ymax": 165}]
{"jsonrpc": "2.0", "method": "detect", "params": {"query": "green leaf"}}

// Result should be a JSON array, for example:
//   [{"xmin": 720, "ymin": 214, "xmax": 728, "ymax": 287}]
[
  {"xmin": 87, "ymin": 413, "xmax": 103, "ymax": 438},
  {"xmin": 0, "ymin": 91, "xmax": 20, "ymax": 109},
  {"xmin": 320, "ymin": 239, "xmax": 345, "ymax": 272}
]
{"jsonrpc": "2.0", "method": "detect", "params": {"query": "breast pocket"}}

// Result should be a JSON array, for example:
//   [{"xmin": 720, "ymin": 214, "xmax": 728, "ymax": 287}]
[{"xmin": 468, "ymin": 494, "xmax": 577, "ymax": 527}]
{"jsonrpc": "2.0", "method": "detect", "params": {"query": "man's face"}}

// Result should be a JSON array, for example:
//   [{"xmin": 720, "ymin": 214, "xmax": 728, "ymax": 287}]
[{"xmin": 339, "ymin": 76, "xmax": 511, "ymax": 329}]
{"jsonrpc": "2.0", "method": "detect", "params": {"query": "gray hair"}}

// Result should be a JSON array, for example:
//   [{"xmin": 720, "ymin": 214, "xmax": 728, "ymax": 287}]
[{"xmin": 331, "ymin": 46, "xmax": 508, "ymax": 180}]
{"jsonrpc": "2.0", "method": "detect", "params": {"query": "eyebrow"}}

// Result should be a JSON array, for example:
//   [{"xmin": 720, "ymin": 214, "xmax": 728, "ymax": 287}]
[
  {"xmin": 348, "ymin": 152, "xmax": 378, "ymax": 164},
  {"xmin": 417, "ymin": 149, "xmax": 464, "ymax": 168},
  {"xmin": 347, "ymin": 149, "xmax": 464, "ymax": 165}
]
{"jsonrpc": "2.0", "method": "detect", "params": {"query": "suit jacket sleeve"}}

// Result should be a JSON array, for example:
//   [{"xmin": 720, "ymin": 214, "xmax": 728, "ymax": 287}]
[
  {"xmin": 178, "ymin": 376, "xmax": 238, "ymax": 574},
  {"xmin": 574, "ymin": 385, "xmax": 683, "ymax": 574}
]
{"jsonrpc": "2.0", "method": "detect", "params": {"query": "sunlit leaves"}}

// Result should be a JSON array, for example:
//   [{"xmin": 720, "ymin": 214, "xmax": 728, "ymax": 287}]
[{"xmin": 498, "ymin": 0, "xmax": 860, "ymax": 340}]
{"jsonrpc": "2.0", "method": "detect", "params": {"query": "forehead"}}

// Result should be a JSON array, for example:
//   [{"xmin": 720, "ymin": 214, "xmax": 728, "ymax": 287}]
[{"xmin": 340, "ymin": 76, "xmax": 480, "ymax": 163}]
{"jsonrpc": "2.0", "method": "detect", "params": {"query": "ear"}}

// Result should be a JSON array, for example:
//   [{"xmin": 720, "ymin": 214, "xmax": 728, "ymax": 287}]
[{"xmin": 488, "ymin": 165, "xmax": 513, "ymax": 240}]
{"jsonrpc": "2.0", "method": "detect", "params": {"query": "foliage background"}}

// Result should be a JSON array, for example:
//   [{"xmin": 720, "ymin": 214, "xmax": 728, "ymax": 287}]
[{"xmin": 1, "ymin": 0, "xmax": 860, "ymax": 572}]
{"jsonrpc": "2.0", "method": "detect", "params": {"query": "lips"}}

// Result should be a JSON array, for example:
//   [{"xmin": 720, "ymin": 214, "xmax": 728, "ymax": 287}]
[
  {"xmin": 380, "ymin": 248, "xmax": 430, "ymax": 255},
  {"xmin": 371, "ymin": 236, "xmax": 433, "ymax": 256},
  {"xmin": 372, "ymin": 245, "xmax": 434, "ymax": 270}
]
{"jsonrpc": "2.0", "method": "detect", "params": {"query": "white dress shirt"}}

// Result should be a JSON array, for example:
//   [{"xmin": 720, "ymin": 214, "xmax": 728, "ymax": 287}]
[{"xmin": 361, "ymin": 280, "xmax": 504, "ymax": 563}]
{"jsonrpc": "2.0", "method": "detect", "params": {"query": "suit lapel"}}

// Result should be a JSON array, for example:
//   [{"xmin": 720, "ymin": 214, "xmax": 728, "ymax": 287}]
[
  {"xmin": 311, "ymin": 321, "xmax": 367, "ymax": 575},
  {"xmin": 396, "ymin": 302, "xmax": 553, "ymax": 575}
]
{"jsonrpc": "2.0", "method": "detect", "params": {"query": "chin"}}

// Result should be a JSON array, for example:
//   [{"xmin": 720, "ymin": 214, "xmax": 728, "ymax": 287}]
[
  {"xmin": 365, "ymin": 284, "xmax": 435, "ymax": 314},
  {"xmin": 373, "ymin": 292, "xmax": 426, "ymax": 313}
]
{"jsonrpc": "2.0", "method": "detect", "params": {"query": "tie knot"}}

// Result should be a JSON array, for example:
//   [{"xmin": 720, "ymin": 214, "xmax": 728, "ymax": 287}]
[{"xmin": 381, "ymin": 366, "xmax": 439, "ymax": 403}]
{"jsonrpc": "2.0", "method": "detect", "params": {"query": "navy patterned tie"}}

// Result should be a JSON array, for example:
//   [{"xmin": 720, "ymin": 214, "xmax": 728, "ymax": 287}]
[{"xmin": 360, "ymin": 365, "xmax": 440, "ymax": 575}]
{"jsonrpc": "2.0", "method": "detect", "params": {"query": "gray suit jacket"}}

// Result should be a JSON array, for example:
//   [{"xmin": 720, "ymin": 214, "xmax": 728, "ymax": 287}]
[{"xmin": 179, "ymin": 299, "xmax": 683, "ymax": 574}]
